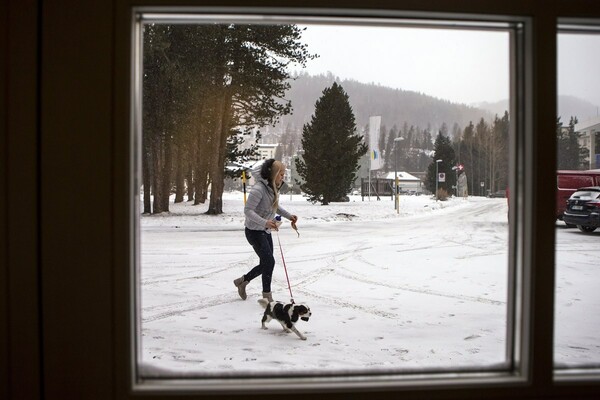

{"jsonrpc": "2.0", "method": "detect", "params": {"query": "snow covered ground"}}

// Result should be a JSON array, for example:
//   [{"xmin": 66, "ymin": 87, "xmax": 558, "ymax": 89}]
[{"xmin": 138, "ymin": 192, "xmax": 600, "ymax": 377}]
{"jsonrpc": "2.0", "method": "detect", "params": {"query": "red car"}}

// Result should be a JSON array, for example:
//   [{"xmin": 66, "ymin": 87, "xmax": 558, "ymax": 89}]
[{"xmin": 556, "ymin": 170, "xmax": 600, "ymax": 222}]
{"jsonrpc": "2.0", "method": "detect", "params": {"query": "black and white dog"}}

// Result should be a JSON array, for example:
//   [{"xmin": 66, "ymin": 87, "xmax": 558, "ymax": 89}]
[{"xmin": 257, "ymin": 298, "xmax": 312, "ymax": 340}]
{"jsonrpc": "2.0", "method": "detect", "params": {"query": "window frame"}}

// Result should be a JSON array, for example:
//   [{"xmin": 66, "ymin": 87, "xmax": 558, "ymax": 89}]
[
  {"xmin": 553, "ymin": 19, "xmax": 600, "ymax": 383},
  {"xmin": 130, "ymin": 6, "xmax": 529, "ymax": 394},
  {"xmin": 106, "ymin": 1, "xmax": 600, "ymax": 398}
]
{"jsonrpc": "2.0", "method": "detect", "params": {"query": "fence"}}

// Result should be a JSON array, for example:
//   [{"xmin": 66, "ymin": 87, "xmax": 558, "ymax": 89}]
[{"xmin": 360, "ymin": 178, "xmax": 395, "ymax": 200}]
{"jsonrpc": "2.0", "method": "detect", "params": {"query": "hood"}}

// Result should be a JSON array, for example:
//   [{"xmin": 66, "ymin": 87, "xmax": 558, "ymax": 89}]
[{"xmin": 250, "ymin": 161, "xmax": 270, "ymax": 187}]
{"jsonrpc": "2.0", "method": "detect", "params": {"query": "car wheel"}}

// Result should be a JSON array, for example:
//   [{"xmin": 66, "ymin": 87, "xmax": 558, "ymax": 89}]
[{"xmin": 577, "ymin": 225, "xmax": 597, "ymax": 233}]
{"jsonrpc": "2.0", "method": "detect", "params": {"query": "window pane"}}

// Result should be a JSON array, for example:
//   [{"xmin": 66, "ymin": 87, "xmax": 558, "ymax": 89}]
[
  {"xmin": 136, "ymin": 14, "xmax": 514, "ymax": 380},
  {"xmin": 555, "ymin": 27, "xmax": 600, "ymax": 370}
]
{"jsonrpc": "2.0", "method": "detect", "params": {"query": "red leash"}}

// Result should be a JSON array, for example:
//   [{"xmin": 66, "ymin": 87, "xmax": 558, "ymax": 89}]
[{"xmin": 275, "ymin": 231, "xmax": 295, "ymax": 304}]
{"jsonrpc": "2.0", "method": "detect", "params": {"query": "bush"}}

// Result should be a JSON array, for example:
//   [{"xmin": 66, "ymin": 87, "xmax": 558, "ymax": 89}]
[{"xmin": 436, "ymin": 188, "xmax": 449, "ymax": 201}]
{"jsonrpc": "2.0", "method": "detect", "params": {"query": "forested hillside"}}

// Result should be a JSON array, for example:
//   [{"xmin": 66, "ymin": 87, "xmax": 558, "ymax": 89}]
[
  {"xmin": 275, "ymin": 72, "xmax": 495, "ymax": 135},
  {"xmin": 476, "ymin": 95, "xmax": 599, "ymax": 122}
]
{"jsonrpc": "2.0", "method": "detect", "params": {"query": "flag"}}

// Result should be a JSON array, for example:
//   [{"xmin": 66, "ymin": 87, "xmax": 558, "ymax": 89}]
[{"xmin": 369, "ymin": 116, "xmax": 382, "ymax": 170}]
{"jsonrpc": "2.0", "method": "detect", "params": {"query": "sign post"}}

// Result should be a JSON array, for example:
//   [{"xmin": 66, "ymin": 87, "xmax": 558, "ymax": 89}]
[{"xmin": 368, "ymin": 116, "xmax": 382, "ymax": 201}]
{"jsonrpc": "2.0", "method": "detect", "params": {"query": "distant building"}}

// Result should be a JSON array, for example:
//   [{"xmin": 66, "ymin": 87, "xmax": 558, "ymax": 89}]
[
  {"xmin": 575, "ymin": 116, "xmax": 600, "ymax": 169},
  {"xmin": 256, "ymin": 143, "xmax": 278, "ymax": 160},
  {"xmin": 383, "ymin": 171, "xmax": 423, "ymax": 193}
]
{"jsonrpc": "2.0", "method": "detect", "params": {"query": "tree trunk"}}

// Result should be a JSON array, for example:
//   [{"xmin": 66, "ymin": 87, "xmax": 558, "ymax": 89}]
[
  {"xmin": 142, "ymin": 138, "xmax": 152, "ymax": 214},
  {"xmin": 186, "ymin": 163, "xmax": 194, "ymax": 202},
  {"xmin": 186, "ymin": 134, "xmax": 195, "ymax": 202},
  {"xmin": 160, "ymin": 133, "xmax": 173, "ymax": 212},
  {"xmin": 151, "ymin": 137, "xmax": 164, "ymax": 213},
  {"xmin": 174, "ymin": 143, "xmax": 185, "ymax": 203},
  {"xmin": 194, "ymin": 131, "xmax": 209, "ymax": 205},
  {"xmin": 206, "ymin": 90, "xmax": 233, "ymax": 215}
]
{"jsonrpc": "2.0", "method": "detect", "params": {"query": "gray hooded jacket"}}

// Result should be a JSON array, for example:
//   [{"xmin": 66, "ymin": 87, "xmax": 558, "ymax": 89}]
[{"xmin": 244, "ymin": 175, "xmax": 292, "ymax": 232}]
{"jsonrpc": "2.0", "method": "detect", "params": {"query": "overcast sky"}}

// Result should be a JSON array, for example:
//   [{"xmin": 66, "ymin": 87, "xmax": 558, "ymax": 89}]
[
  {"xmin": 558, "ymin": 33, "xmax": 600, "ymax": 108},
  {"xmin": 293, "ymin": 24, "xmax": 600, "ymax": 108}
]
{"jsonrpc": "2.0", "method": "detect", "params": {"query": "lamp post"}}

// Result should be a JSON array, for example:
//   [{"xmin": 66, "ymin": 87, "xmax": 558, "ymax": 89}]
[
  {"xmin": 435, "ymin": 159, "xmax": 442, "ymax": 201},
  {"xmin": 394, "ymin": 137, "xmax": 404, "ymax": 213}
]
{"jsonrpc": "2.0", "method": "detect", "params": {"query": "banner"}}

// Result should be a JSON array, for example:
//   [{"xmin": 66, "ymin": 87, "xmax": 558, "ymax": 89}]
[{"xmin": 369, "ymin": 116, "xmax": 382, "ymax": 170}]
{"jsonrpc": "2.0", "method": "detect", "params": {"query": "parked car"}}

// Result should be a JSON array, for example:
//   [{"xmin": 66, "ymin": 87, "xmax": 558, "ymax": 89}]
[
  {"xmin": 563, "ymin": 186, "xmax": 600, "ymax": 233},
  {"xmin": 488, "ymin": 189, "xmax": 507, "ymax": 198},
  {"xmin": 556, "ymin": 169, "xmax": 600, "ymax": 221}
]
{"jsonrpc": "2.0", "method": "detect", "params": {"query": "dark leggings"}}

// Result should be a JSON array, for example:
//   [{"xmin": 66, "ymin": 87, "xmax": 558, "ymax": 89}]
[{"xmin": 244, "ymin": 228, "xmax": 275, "ymax": 292}]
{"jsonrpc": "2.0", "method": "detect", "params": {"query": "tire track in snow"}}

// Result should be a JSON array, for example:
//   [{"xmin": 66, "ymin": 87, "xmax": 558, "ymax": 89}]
[
  {"xmin": 335, "ymin": 268, "xmax": 505, "ymax": 306},
  {"xmin": 142, "ymin": 254, "xmax": 257, "ymax": 286},
  {"xmin": 142, "ymin": 293, "xmax": 237, "ymax": 323},
  {"xmin": 294, "ymin": 288, "xmax": 399, "ymax": 319}
]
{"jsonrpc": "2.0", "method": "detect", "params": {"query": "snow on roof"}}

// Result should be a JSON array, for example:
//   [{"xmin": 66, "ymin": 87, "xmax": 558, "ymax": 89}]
[
  {"xmin": 383, "ymin": 171, "xmax": 421, "ymax": 181},
  {"xmin": 575, "ymin": 116, "xmax": 600, "ymax": 132}
]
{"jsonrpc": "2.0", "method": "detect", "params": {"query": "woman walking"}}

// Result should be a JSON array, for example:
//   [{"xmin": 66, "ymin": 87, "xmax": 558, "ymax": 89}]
[{"xmin": 234, "ymin": 159, "xmax": 298, "ymax": 302}]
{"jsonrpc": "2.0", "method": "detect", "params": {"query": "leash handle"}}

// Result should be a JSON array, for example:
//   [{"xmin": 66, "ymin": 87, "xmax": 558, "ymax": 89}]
[{"xmin": 276, "ymin": 231, "xmax": 294, "ymax": 304}]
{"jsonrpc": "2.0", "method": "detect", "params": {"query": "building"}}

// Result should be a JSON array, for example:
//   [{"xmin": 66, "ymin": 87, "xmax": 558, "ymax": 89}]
[
  {"xmin": 383, "ymin": 171, "xmax": 423, "ymax": 193},
  {"xmin": 575, "ymin": 116, "xmax": 600, "ymax": 169},
  {"xmin": 256, "ymin": 143, "xmax": 278, "ymax": 160}
]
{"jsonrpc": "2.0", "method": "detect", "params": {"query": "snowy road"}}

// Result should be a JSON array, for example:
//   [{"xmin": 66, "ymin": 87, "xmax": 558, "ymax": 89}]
[{"xmin": 139, "ymin": 195, "xmax": 599, "ymax": 376}]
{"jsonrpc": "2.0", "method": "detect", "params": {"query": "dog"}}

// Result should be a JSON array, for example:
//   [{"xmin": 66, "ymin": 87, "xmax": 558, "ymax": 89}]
[{"xmin": 257, "ymin": 298, "xmax": 312, "ymax": 340}]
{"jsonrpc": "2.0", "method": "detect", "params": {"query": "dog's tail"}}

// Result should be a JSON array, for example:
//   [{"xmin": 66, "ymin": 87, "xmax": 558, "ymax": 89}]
[{"xmin": 257, "ymin": 298, "xmax": 269, "ymax": 309}]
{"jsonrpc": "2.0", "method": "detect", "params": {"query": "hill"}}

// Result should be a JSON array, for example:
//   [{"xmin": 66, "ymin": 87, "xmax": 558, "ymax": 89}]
[
  {"xmin": 475, "ymin": 95, "xmax": 600, "ymax": 122},
  {"xmin": 274, "ymin": 72, "xmax": 494, "ymax": 135}
]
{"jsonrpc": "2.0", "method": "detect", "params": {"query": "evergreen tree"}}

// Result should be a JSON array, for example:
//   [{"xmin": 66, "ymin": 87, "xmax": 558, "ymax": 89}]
[
  {"xmin": 490, "ymin": 112, "xmax": 509, "ymax": 192},
  {"xmin": 295, "ymin": 83, "xmax": 368, "ymax": 205},
  {"xmin": 557, "ymin": 116, "xmax": 587, "ymax": 169},
  {"xmin": 425, "ymin": 132, "xmax": 457, "ymax": 194},
  {"xmin": 142, "ymin": 23, "xmax": 315, "ymax": 215}
]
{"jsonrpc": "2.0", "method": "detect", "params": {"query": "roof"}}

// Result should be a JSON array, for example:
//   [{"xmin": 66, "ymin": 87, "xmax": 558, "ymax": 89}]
[
  {"xmin": 575, "ymin": 116, "xmax": 600, "ymax": 132},
  {"xmin": 383, "ymin": 171, "xmax": 421, "ymax": 181}
]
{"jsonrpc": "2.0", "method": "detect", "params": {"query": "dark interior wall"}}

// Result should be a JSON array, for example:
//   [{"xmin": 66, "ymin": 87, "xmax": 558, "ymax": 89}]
[
  {"xmin": 2, "ymin": 0, "xmax": 600, "ymax": 399},
  {"xmin": 40, "ymin": 0, "xmax": 115, "ymax": 398},
  {"xmin": 3, "ymin": 0, "xmax": 41, "ymax": 399}
]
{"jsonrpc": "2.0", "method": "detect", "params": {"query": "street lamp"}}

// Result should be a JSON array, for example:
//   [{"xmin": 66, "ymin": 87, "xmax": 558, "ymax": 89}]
[
  {"xmin": 435, "ymin": 159, "xmax": 442, "ymax": 201},
  {"xmin": 394, "ymin": 137, "xmax": 404, "ymax": 213}
]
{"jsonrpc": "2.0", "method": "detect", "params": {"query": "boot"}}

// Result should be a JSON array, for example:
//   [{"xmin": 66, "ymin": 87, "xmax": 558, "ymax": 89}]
[
  {"xmin": 262, "ymin": 291, "xmax": 273, "ymax": 302},
  {"xmin": 233, "ymin": 276, "xmax": 248, "ymax": 300}
]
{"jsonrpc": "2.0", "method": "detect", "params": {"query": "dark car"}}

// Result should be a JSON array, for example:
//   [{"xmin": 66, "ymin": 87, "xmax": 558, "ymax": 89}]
[
  {"xmin": 488, "ymin": 189, "xmax": 507, "ymax": 198},
  {"xmin": 556, "ymin": 169, "xmax": 600, "ymax": 221},
  {"xmin": 563, "ymin": 186, "xmax": 600, "ymax": 233}
]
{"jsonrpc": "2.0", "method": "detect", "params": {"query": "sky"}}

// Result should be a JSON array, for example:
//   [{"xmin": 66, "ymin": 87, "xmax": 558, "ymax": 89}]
[
  {"xmin": 291, "ymin": 24, "xmax": 600, "ymax": 108},
  {"xmin": 558, "ymin": 33, "xmax": 600, "ymax": 108},
  {"xmin": 139, "ymin": 193, "xmax": 599, "ymax": 376}
]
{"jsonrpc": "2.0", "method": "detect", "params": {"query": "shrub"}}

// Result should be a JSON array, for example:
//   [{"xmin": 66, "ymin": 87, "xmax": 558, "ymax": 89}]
[{"xmin": 436, "ymin": 188, "xmax": 449, "ymax": 201}]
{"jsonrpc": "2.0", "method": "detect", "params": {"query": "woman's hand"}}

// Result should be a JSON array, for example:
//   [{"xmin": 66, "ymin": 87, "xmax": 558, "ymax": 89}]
[
  {"xmin": 290, "ymin": 215, "xmax": 299, "ymax": 234},
  {"xmin": 265, "ymin": 220, "xmax": 279, "ymax": 231}
]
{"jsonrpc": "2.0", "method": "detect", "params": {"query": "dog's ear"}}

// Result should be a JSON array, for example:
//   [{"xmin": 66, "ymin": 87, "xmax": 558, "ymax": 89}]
[
  {"xmin": 298, "ymin": 305, "xmax": 309, "ymax": 314},
  {"xmin": 290, "ymin": 306, "xmax": 302, "ymax": 322}
]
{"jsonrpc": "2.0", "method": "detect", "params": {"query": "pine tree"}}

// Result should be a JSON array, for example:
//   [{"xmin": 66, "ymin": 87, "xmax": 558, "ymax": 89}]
[
  {"xmin": 557, "ymin": 116, "xmax": 587, "ymax": 169},
  {"xmin": 295, "ymin": 83, "xmax": 368, "ymax": 205},
  {"xmin": 142, "ymin": 23, "xmax": 315, "ymax": 215},
  {"xmin": 425, "ymin": 132, "xmax": 457, "ymax": 194}
]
